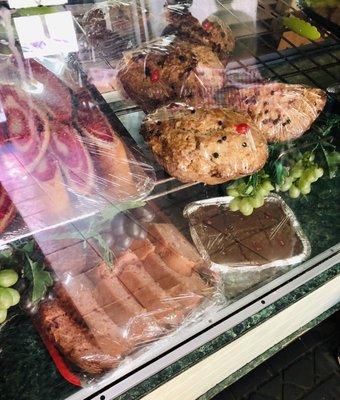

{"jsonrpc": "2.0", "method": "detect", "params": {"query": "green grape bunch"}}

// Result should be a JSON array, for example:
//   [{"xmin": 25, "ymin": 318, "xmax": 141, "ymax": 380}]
[
  {"xmin": 0, "ymin": 269, "xmax": 20, "ymax": 324},
  {"xmin": 278, "ymin": 152, "xmax": 323, "ymax": 199},
  {"xmin": 227, "ymin": 173, "xmax": 274, "ymax": 216},
  {"xmin": 227, "ymin": 151, "xmax": 324, "ymax": 217}
]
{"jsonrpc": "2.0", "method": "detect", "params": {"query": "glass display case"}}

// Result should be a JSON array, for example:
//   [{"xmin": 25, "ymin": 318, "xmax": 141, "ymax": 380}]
[{"xmin": 0, "ymin": 1, "xmax": 339, "ymax": 400}]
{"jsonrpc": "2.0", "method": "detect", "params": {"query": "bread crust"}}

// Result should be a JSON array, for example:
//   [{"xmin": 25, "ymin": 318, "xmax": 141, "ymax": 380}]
[
  {"xmin": 222, "ymin": 83, "xmax": 327, "ymax": 142},
  {"xmin": 142, "ymin": 103, "xmax": 268, "ymax": 184}
]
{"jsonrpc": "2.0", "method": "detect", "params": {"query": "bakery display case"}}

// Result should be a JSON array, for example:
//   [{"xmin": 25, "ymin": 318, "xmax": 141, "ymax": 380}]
[{"xmin": 0, "ymin": 1, "xmax": 339, "ymax": 400}]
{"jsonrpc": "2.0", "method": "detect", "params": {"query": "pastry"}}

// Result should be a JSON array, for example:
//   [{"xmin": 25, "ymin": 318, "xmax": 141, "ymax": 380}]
[
  {"xmin": 0, "ymin": 84, "xmax": 51, "ymax": 172},
  {"xmin": 49, "ymin": 122, "xmax": 96, "ymax": 196},
  {"xmin": 141, "ymin": 103, "xmax": 268, "ymax": 185},
  {"xmin": 186, "ymin": 197, "xmax": 306, "ymax": 267},
  {"xmin": 117, "ymin": 36, "xmax": 225, "ymax": 110},
  {"xmin": 76, "ymin": 90, "xmax": 150, "ymax": 200},
  {"xmin": 117, "ymin": 36, "xmax": 197, "ymax": 111},
  {"xmin": 39, "ymin": 299, "xmax": 120, "ymax": 374},
  {"xmin": 163, "ymin": 11, "xmax": 235, "ymax": 64},
  {"xmin": 21, "ymin": 59, "xmax": 72, "ymax": 123},
  {"xmin": 0, "ymin": 184, "xmax": 16, "ymax": 234},
  {"xmin": 222, "ymin": 82, "xmax": 327, "ymax": 142}
]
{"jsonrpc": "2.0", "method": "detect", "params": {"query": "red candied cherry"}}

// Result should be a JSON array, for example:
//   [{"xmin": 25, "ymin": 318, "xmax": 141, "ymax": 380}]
[
  {"xmin": 150, "ymin": 70, "xmax": 160, "ymax": 82},
  {"xmin": 234, "ymin": 123, "xmax": 250, "ymax": 134},
  {"xmin": 202, "ymin": 20, "xmax": 213, "ymax": 30}
]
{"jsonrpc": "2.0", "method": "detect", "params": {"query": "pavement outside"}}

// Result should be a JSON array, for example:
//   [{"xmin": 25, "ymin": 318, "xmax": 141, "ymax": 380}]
[{"xmin": 213, "ymin": 311, "xmax": 340, "ymax": 400}]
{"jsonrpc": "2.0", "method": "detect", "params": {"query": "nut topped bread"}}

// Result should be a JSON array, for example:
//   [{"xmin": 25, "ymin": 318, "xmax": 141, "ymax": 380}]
[
  {"xmin": 141, "ymin": 103, "xmax": 268, "ymax": 185},
  {"xmin": 222, "ymin": 82, "xmax": 327, "ymax": 142}
]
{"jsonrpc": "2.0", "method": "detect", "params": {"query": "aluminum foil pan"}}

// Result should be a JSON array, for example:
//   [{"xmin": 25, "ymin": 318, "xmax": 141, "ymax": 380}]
[{"xmin": 183, "ymin": 194, "xmax": 311, "ymax": 273}]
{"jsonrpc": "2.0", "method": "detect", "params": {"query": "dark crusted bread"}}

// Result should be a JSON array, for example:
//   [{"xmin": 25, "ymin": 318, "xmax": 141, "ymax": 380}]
[
  {"xmin": 163, "ymin": 11, "xmax": 235, "ymax": 65},
  {"xmin": 182, "ymin": 44, "xmax": 225, "ymax": 102},
  {"xmin": 117, "ymin": 36, "xmax": 226, "ymax": 110},
  {"xmin": 222, "ymin": 82, "xmax": 327, "ymax": 142},
  {"xmin": 117, "ymin": 36, "xmax": 197, "ymax": 111},
  {"xmin": 141, "ymin": 103, "xmax": 268, "ymax": 185}
]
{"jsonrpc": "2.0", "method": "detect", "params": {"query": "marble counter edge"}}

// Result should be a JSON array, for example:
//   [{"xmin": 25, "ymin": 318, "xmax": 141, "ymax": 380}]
[{"xmin": 115, "ymin": 264, "xmax": 339, "ymax": 400}]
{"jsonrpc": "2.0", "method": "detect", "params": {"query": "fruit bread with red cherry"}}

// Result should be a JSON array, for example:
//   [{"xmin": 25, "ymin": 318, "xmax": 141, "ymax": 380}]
[
  {"xmin": 141, "ymin": 103, "xmax": 268, "ymax": 185},
  {"xmin": 221, "ymin": 82, "xmax": 327, "ymax": 142}
]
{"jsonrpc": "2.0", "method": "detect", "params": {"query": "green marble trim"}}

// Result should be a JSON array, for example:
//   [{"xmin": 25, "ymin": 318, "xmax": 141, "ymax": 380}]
[
  {"xmin": 116, "ymin": 265, "xmax": 339, "ymax": 400},
  {"xmin": 198, "ymin": 302, "xmax": 340, "ymax": 400}
]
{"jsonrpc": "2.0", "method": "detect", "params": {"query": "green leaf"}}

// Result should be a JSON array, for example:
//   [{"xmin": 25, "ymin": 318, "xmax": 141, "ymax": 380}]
[
  {"xmin": 274, "ymin": 161, "xmax": 285, "ymax": 186},
  {"xmin": 99, "ymin": 201, "xmax": 146, "ymax": 224},
  {"xmin": 53, "ymin": 200, "xmax": 146, "ymax": 242},
  {"xmin": 94, "ymin": 234, "xmax": 116, "ymax": 268},
  {"xmin": 25, "ymin": 255, "xmax": 53, "ymax": 303},
  {"xmin": 321, "ymin": 148, "xmax": 340, "ymax": 179},
  {"xmin": 22, "ymin": 241, "xmax": 35, "ymax": 254}
]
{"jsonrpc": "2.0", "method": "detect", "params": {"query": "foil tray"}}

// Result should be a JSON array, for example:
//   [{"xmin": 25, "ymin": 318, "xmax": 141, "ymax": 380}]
[{"xmin": 183, "ymin": 194, "xmax": 311, "ymax": 273}]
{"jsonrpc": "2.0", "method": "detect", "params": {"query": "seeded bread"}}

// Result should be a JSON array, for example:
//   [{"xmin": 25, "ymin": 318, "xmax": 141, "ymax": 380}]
[
  {"xmin": 222, "ymin": 83, "xmax": 327, "ymax": 142},
  {"xmin": 141, "ymin": 103, "xmax": 268, "ymax": 184}
]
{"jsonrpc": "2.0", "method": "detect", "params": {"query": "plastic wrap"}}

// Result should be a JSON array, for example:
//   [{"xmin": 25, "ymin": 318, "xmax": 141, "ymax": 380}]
[
  {"xmin": 183, "ymin": 193, "xmax": 314, "ymax": 302},
  {"xmin": 28, "ymin": 203, "xmax": 219, "ymax": 383},
  {"xmin": 184, "ymin": 194, "xmax": 311, "ymax": 273},
  {"xmin": 73, "ymin": 2, "xmax": 327, "ymax": 188},
  {"xmin": 72, "ymin": 2, "xmax": 234, "ymax": 108},
  {"xmin": 141, "ymin": 102, "xmax": 269, "ymax": 185},
  {"xmin": 0, "ymin": 46, "xmax": 155, "ymax": 243}
]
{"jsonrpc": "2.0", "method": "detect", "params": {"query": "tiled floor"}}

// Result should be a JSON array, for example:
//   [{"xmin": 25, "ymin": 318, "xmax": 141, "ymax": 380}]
[{"xmin": 213, "ymin": 311, "xmax": 340, "ymax": 400}]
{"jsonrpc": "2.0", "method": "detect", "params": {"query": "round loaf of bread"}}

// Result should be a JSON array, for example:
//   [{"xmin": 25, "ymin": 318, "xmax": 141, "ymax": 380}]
[
  {"xmin": 117, "ymin": 36, "xmax": 197, "ymax": 111},
  {"xmin": 183, "ymin": 44, "xmax": 225, "ymax": 101},
  {"xmin": 141, "ymin": 103, "xmax": 268, "ymax": 185},
  {"xmin": 163, "ymin": 11, "xmax": 235, "ymax": 64}
]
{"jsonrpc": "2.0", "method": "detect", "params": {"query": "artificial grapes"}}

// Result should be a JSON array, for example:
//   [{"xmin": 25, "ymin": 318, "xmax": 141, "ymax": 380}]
[
  {"xmin": 227, "ymin": 175, "xmax": 274, "ymax": 216},
  {"xmin": 277, "ymin": 152, "xmax": 323, "ymax": 199},
  {"xmin": 0, "ymin": 268, "xmax": 20, "ymax": 324}
]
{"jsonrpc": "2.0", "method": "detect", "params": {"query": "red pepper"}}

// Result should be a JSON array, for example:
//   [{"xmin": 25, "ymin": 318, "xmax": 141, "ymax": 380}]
[
  {"xmin": 202, "ymin": 20, "xmax": 213, "ymax": 30},
  {"xmin": 234, "ymin": 123, "xmax": 250, "ymax": 134},
  {"xmin": 150, "ymin": 70, "xmax": 160, "ymax": 82}
]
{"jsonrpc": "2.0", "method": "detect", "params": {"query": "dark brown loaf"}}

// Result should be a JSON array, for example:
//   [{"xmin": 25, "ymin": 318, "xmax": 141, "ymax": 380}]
[
  {"xmin": 163, "ymin": 11, "xmax": 235, "ymax": 64},
  {"xmin": 117, "ymin": 36, "xmax": 197, "ymax": 111},
  {"xmin": 141, "ymin": 103, "xmax": 268, "ymax": 184},
  {"xmin": 39, "ymin": 300, "xmax": 119, "ymax": 374}
]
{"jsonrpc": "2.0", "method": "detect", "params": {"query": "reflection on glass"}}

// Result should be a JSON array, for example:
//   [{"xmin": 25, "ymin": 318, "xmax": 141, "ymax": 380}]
[
  {"xmin": 8, "ymin": 0, "xmax": 67, "ymax": 8},
  {"xmin": 14, "ymin": 11, "xmax": 78, "ymax": 58}
]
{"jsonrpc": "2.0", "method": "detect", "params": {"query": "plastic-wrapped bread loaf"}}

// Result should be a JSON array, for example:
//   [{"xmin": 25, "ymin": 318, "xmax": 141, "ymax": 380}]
[
  {"xmin": 76, "ymin": 90, "xmax": 148, "ymax": 200},
  {"xmin": 87, "ymin": 262, "xmax": 163, "ymax": 345},
  {"xmin": 141, "ymin": 103, "xmax": 268, "ymax": 185},
  {"xmin": 39, "ymin": 299, "xmax": 120, "ymax": 374},
  {"xmin": 148, "ymin": 223, "xmax": 205, "ymax": 276},
  {"xmin": 222, "ymin": 82, "xmax": 327, "ymax": 142},
  {"xmin": 115, "ymin": 251, "xmax": 184, "ymax": 328}
]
